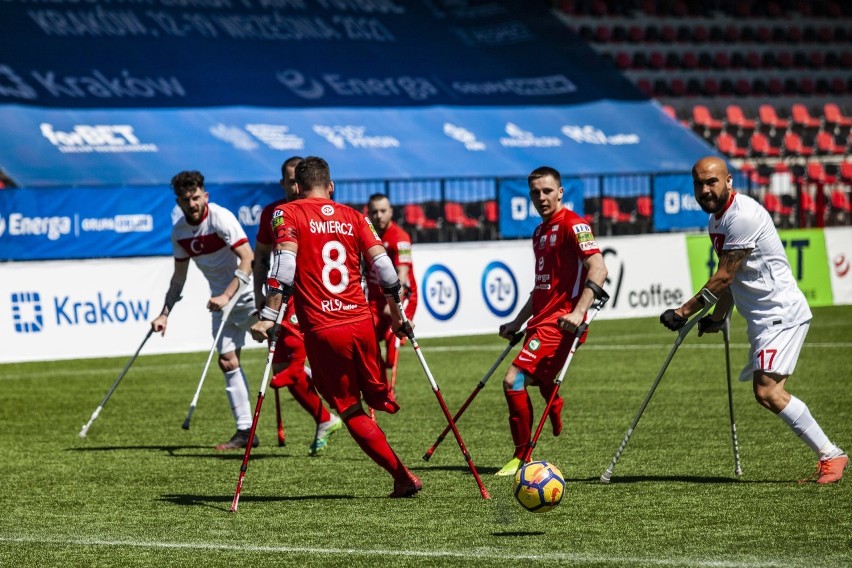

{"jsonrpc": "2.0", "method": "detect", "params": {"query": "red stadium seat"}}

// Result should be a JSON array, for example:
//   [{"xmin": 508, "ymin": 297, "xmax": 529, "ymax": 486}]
[
  {"xmin": 716, "ymin": 132, "xmax": 748, "ymax": 158},
  {"xmin": 831, "ymin": 189, "xmax": 851, "ymax": 213},
  {"xmin": 815, "ymin": 131, "xmax": 845, "ymax": 156},
  {"xmin": 403, "ymin": 204, "xmax": 439, "ymax": 229},
  {"xmin": 791, "ymin": 104, "xmax": 822, "ymax": 129},
  {"xmin": 750, "ymin": 132, "xmax": 782, "ymax": 157},
  {"xmin": 840, "ymin": 161, "xmax": 852, "ymax": 184},
  {"xmin": 824, "ymin": 103, "xmax": 852, "ymax": 129},
  {"xmin": 444, "ymin": 202, "xmax": 480, "ymax": 229},
  {"xmin": 601, "ymin": 197, "xmax": 633, "ymax": 224},
  {"xmin": 759, "ymin": 105, "xmax": 788, "ymax": 130},
  {"xmin": 806, "ymin": 162, "xmax": 837, "ymax": 184},
  {"xmin": 726, "ymin": 105, "xmax": 757, "ymax": 132},
  {"xmin": 692, "ymin": 105, "xmax": 724, "ymax": 132},
  {"xmin": 783, "ymin": 131, "xmax": 813, "ymax": 157},
  {"xmin": 762, "ymin": 192, "xmax": 794, "ymax": 225}
]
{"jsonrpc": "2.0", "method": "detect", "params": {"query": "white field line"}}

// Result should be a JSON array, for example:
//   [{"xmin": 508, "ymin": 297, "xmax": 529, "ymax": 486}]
[
  {"xmin": 1, "ymin": 343, "xmax": 850, "ymax": 382},
  {"xmin": 0, "ymin": 534, "xmax": 789, "ymax": 567}
]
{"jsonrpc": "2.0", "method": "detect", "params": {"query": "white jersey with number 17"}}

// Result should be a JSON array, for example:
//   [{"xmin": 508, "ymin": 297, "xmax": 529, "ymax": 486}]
[{"xmin": 708, "ymin": 192, "xmax": 811, "ymax": 340}]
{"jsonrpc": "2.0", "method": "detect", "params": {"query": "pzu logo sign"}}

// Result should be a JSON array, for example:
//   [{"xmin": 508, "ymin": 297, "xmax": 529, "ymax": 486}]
[
  {"xmin": 422, "ymin": 264, "xmax": 460, "ymax": 321},
  {"xmin": 481, "ymin": 261, "xmax": 518, "ymax": 317}
]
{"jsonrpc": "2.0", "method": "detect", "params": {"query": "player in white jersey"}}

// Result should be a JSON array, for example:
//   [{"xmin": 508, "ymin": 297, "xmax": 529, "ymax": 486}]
[
  {"xmin": 151, "ymin": 170, "xmax": 259, "ymax": 451},
  {"xmin": 660, "ymin": 156, "xmax": 846, "ymax": 484}
]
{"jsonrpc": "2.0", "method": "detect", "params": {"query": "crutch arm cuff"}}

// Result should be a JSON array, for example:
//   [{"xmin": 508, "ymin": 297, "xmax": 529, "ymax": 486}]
[{"xmin": 585, "ymin": 280, "xmax": 609, "ymax": 302}]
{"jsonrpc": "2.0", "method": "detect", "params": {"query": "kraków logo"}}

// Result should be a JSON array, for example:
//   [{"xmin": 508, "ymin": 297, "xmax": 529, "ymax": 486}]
[
  {"xmin": 561, "ymin": 125, "xmax": 639, "ymax": 145},
  {"xmin": 12, "ymin": 292, "xmax": 43, "ymax": 333},
  {"xmin": 313, "ymin": 125, "xmax": 399, "ymax": 149},
  {"xmin": 500, "ymin": 123, "xmax": 561, "ymax": 148},
  {"xmin": 443, "ymin": 123, "xmax": 485, "ymax": 151}
]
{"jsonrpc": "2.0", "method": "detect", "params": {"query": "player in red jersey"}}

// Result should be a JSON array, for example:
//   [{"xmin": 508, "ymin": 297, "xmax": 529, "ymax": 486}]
[
  {"xmin": 365, "ymin": 194, "xmax": 418, "ymax": 383},
  {"xmin": 253, "ymin": 156, "xmax": 341, "ymax": 455},
  {"xmin": 494, "ymin": 166, "xmax": 609, "ymax": 476},
  {"xmin": 250, "ymin": 156, "xmax": 421, "ymax": 498}
]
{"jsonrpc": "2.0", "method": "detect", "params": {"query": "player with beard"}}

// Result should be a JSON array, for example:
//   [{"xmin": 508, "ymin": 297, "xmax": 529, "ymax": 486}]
[{"xmin": 660, "ymin": 156, "xmax": 846, "ymax": 483}]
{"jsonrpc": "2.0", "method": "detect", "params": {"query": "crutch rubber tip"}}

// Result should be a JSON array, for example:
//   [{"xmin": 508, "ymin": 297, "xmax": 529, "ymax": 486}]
[
  {"xmin": 600, "ymin": 473, "xmax": 612, "ymax": 484},
  {"xmin": 181, "ymin": 420, "xmax": 191, "ymax": 430},
  {"xmin": 422, "ymin": 452, "xmax": 433, "ymax": 462},
  {"xmin": 78, "ymin": 429, "xmax": 88, "ymax": 438}
]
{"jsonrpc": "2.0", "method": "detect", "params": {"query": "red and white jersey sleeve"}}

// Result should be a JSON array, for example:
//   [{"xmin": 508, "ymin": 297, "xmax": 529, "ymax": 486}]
[
  {"xmin": 366, "ymin": 221, "xmax": 417, "ymax": 301},
  {"xmin": 526, "ymin": 208, "xmax": 601, "ymax": 330},
  {"xmin": 171, "ymin": 202, "xmax": 249, "ymax": 296},
  {"xmin": 272, "ymin": 197, "xmax": 380, "ymax": 331},
  {"xmin": 708, "ymin": 193, "xmax": 811, "ymax": 339}
]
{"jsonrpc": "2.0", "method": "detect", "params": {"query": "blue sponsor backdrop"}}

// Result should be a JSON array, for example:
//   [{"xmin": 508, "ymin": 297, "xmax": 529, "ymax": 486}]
[
  {"xmin": 0, "ymin": 184, "xmax": 279, "ymax": 261},
  {"xmin": 652, "ymin": 174, "xmax": 708, "ymax": 231},
  {"xmin": 0, "ymin": 1, "xmax": 637, "ymax": 109},
  {"xmin": 498, "ymin": 178, "xmax": 585, "ymax": 238}
]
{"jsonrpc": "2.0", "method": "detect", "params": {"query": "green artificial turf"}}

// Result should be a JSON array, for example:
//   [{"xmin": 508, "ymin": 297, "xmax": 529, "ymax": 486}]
[{"xmin": 1, "ymin": 306, "xmax": 850, "ymax": 567}]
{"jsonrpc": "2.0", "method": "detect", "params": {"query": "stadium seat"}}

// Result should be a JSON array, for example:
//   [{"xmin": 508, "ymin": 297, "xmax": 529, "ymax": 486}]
[
  {"xmin": 600, "ymin": 197, "xmax": 633, "ymax": 235},
  {"xmin": 726, "ymin": 105, "xmax": 757, "ymax": 133},
  {"xmin": 692, "ymin": 105, "xmax": 724, "ymax": 134},
  {"xmin": 824, "ymin": 103, "xmax": 852, "ymax": 130},
  {"xmin": 840, "ymin": 161, "xmax": 852, "ymax": 184},
  {"xmin": 815, "ymin": 131, "xmax": 846, "ymax": 156},
  {"xmin": 759, "ymin": 105, "xmax": 788, "ymax": 131},
  {"xmin": 749, "ymin": 132, "xmax": 782, "ymax": 158},
  {"xmin": 716, "ymin": 132, "xmax": 748, "ymax": 158},
  {"xmin": 830, "ymin": 189, "xmax": 851, "ymax": 212},
  {"xmin": 762, "ymin": 192, "xmax": 794, "ymax": 227},
  {"xmin": 444, "ymin": 202, "xmax": 480, "ymax": 229},
  {"xmin": 403, "ymin": 203, "xmax": 439, "ymax": 229},
  {"xmin": 806, "ymin": 162, "xmax": 837, "ymax": 184},
  {"xmin": 783, "ymin": 131, "xmax": 813, "ymax": 157},
  {"xmin": 791, "ymin": 104, "xmax": 822, "ymax": 129}
]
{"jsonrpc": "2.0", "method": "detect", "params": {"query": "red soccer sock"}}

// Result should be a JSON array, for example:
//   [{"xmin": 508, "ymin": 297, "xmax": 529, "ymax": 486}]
[
  {"xmin": 288, "ymin": 374, "xmax": 331, "ymax": 424},
  {"xmin": 505, "ymin": 389, "xmax": 533, "ymax": 460},
  {"xmin": 538, "ymin": 382, "xmax": 564, "ymax": 437},
  {"xmin": 343, "ymin": 409, "xmax": 408, "ymax": 481}
]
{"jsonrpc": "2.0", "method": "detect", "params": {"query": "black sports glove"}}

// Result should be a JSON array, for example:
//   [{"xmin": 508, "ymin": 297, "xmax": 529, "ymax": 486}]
[
  {"xmin": 660, "ymin": 309, "xmax": 688, "ymax": 331},
  {"xmin": 697, "ymin": 316, "xmax": 725, "ymax": 336}
]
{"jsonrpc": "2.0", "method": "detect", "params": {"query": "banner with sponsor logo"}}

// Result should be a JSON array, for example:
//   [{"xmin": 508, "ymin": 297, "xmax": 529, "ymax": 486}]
[
  {"xmin": 824, "ymin": 227, "xmax": 852, "ymax": 305},
  {"xmin": 686, "ymin": 229, "xmax": 833, "ymax": 307},
  {"xmin": 1, "ymin": 230, "xmax": 843, "ymax": 362},
  {"xmin": 652, "ymin": 174, "xmax": 708, "ymax": 231},
  {"xmin": 497, "ymin": 178, "xmax": 585, "ymax": 238},
  {"xmin": 1, "ymin": 102, "xmax": 713, "ymax": 188},
  {"xmin": 0, "ymin": 1, "xmax": 631, "ymax": 110},
  {"xmin": 0, "ymin": 183, "xmax": 279, "ymax": 261}
]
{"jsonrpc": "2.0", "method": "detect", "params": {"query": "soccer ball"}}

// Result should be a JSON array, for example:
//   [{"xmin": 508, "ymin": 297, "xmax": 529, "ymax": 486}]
[{"xmin": 513, "ymin": 460, "xmax": 565, "ymax": 513}]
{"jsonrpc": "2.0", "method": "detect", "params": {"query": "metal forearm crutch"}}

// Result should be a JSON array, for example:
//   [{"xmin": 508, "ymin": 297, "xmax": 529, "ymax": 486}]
[{"xmin": 601, "ymin": 289, "xmax": 718, "ymax": 483}]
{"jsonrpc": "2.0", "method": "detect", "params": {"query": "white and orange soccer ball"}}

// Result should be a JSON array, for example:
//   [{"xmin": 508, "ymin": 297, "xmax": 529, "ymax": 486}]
[{"xmin": 512, "ymin": 460, "xmax": 565, "ymax": 513}]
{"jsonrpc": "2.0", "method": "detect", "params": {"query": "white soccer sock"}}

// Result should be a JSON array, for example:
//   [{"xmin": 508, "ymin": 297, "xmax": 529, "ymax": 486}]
[
  {"xmin": 224, "ymin": 368, "xmax": 253, "ymax": 430},
  {"xmin": 777, "ymin": 395, "xmax": 837, "ymax": 458}
]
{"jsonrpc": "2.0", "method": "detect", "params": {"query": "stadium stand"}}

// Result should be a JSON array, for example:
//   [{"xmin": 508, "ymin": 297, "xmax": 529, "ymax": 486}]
[{"xmin": 553, "ymin": 0, "xmax": 852, "ymax": 229}]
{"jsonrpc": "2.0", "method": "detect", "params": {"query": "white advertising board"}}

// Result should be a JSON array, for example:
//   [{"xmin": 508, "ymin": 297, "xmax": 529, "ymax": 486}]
[
  {"xmin": 0, "ymin": 257, "xmax": 252, "ymax": 363},
  {"xmin": 824, "ymin": 227, "xmax": 852, "ymax": 305}
]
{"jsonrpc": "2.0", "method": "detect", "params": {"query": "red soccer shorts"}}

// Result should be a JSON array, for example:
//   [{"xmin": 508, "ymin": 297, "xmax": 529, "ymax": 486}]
[
  {"xmin": 511, "ymin": 324, "xmax": 588, "ymax": 384},
  {"xmin": 303, "ymin": 317, "xmax": 394, "ymax": 414}
]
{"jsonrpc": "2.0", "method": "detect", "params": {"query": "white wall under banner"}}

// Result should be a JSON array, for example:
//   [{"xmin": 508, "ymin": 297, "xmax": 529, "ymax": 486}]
[
  {"xmin": 824, "ymin": 227, "xmax": 852, "ymax": 305},
  {"xmin": 0, "ymin": 257, "xmax": 245, "ymax": 363},
  {"xmin": 0, "ymin": 233, "xmax": 698, "ymax": 363},
  {"xmin": 410, "ymin": 233, "xmax": 693, "ymax": 338}
]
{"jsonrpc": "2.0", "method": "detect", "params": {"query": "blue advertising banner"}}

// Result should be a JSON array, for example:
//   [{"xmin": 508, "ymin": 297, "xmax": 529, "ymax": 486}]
[
  {"xmin": 498, "ymin": 177, "xmax": 585, "ymax": 239},
  {"xmin": 652, "ymin": 174, "xmax": 708, "ymax": 231},
  {"xmin": 0, "ymin": 1, "xmax": 637, "ymax": 109},
  {"xmin": 0, "ymin": 183, "xmax": 279, "ymax": 261},
  {"xmin": 0, "ymin": 101, "xmax": 714, "ymax": 188}
]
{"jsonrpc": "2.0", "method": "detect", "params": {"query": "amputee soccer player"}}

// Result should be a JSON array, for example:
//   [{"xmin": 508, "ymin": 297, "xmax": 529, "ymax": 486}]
[
  {"xmin": 366, "ymin": 193, "xmax": 418, "ymax": 381},
  {"xmin": 250, "ymin": 156, "xmax": 422, "ymax": 497},
  {"xmin": 495, "ymin": 166, "xmax": 608, "ymax": 477},
  {"xmin": 151, "ymin": 170, "xmax": 258, "ymax": 450},
  {"xmin": 253, "ymin": 156, "xmax": 342, "ymax": 455},
  {"xmin": 661, "ymin": 156, "xmax": 846, "ymax": 484}
]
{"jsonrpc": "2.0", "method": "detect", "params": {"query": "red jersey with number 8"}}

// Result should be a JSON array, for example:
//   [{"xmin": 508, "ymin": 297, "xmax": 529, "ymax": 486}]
[{"xmin": 272, "ymin": 197, "xmax": 381, "ymax": 331}]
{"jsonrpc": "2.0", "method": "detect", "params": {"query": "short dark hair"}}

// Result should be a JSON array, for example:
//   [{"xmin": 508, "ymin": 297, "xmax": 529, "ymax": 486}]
[
  {"xmin": 528, "ymin": 166, "xmax": 561, "ymax": 187},
  {"xmin": 171, "ymin": 170, "xmax": 204, "ymax": 195},
  {"xmin": 280, "ymin": 155, "xmax": 303, "ymax": 179},
  {"xmin": 294, "ymin": 156, "xmax": 331, "ymax": 190},
  {"xmin": 368, "ymin": 193, "xmax": 390, "ymax": 206}
]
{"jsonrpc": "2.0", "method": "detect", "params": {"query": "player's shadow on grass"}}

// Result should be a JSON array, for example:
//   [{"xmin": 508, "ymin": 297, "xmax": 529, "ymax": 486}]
[
  {"xmin": 160, "ymin": 493, "xmax": 356, "ymax": 511},
  {"xmin": 577, "ymin": 475, "xmax": 779, "ymax": 484},
  {"xmin": 491, "ymin": 531, "xmax": 546, "ymax": 537},
  {"xmin": 67, "ymin": 446, "xmax": 287, "ymax": 460}
]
